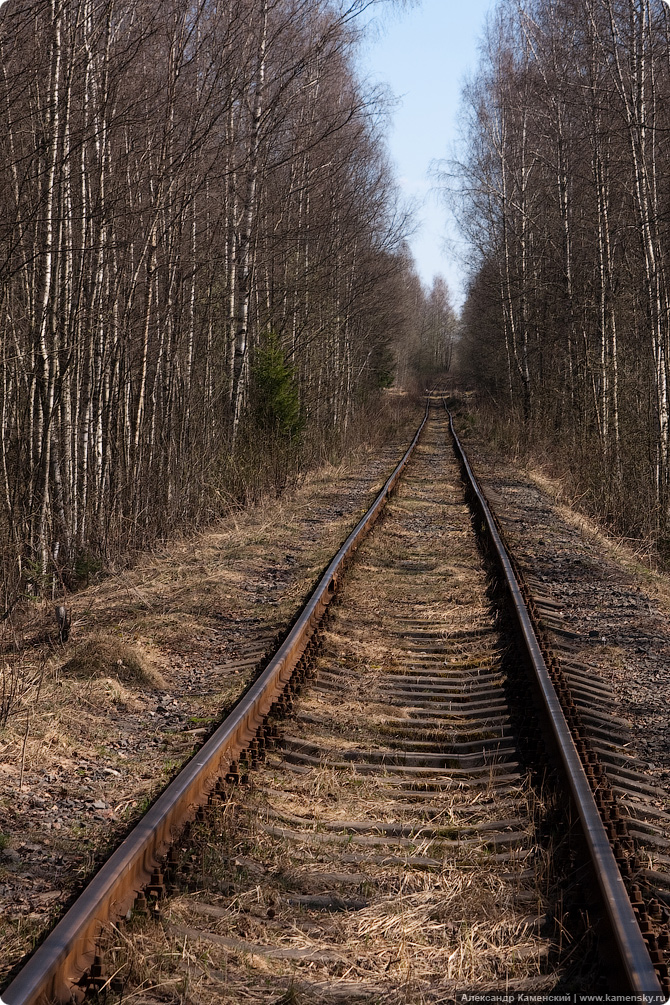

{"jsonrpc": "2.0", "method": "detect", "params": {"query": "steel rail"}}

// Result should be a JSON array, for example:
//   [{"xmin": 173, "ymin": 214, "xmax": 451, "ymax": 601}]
[
  {"xmin": 2, "ymin": 406, "xmax": 429, "ymax": 1005},
  {"xmin": 446, "ymin": 407, "xmax": 664, "ymax": 1001}
]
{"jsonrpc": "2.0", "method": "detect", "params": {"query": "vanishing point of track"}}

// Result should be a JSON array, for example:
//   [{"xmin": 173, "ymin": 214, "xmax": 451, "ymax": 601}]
[{"xmin": 3, "ymin": 401, "xmax": 668, "ymax": 1002}]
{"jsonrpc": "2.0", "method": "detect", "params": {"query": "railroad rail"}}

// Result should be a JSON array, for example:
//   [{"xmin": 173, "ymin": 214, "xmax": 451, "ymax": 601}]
[
  {"xmin": 447, "ymin": 406, "xmax": 665, "ymax": 999},
  {"xmin": 2, "ymin": 400, "xmax": 667, "ymax": 1002}
]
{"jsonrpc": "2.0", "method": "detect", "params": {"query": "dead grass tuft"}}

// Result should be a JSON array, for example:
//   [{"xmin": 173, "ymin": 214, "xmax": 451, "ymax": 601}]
[{"xmin": 59, "ymin": 634, "xmax": 165, "ymax": 689}]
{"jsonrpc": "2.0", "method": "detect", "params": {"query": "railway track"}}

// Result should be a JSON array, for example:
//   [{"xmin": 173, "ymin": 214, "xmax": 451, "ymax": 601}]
[{"xmin": 3, "ymin": 403, "xmax": 668, "ymax": 1003}]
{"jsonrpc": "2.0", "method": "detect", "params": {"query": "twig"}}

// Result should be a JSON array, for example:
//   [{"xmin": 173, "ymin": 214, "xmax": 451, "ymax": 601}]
[
  {"xmin": 19, "ymin": 708, "xmax": 30, "ymax": 792},
  {"xmin": 35, "ymin": 654, "xmax": 48, "ymax": 704},
  {"xmin": 0, "ymin": 594, "xmax": 20, "ymax": 624}
]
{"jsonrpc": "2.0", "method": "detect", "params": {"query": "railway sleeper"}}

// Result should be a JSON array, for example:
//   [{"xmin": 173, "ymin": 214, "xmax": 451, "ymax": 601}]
[{"xmin": 14, "ymin": 406, "xmax": 662, "ymax": 1002}]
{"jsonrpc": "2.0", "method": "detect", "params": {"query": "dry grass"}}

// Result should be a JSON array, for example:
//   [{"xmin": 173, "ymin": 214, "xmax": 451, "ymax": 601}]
[
  {"xmin": 103, "ymin": 417, "xmax": 571, "ymax": 1002},
  {"xmin": 60, "ymin": 634, "xmax": 165, "ymax": 689},
  {"xmin": 100, "ymin": 783, "xmax": 547, "ymax": 1003},
  {"xmin": 501, "ymin": 460, "xmax": 670, "ymax": 613},
  {"xmin": 0, "ymin": 415, "xmax": 422, "ymax": 992}
]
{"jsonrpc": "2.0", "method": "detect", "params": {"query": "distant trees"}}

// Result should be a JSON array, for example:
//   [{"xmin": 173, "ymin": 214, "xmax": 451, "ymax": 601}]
[
  {"xmin": 393, "ymin": 268, "xmax": 458, "ymax": 387},
  {"xmin": 0, "ymin": 0, "xmax": 422, "ymax": 597},
  {"xmin": 453, "ymin": 0, "xmax": 670, "ymax": 553},
  {"xmin": 418, "ymin": 277, "xmax": 456, "ymax": 376}
]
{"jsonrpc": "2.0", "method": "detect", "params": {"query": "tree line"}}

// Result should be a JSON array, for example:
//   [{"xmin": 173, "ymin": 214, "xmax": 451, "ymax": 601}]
[
  {"xmin": 453, "ymin": 0, "xmax": 670, "ymax": 557},
  {"xmin": 0, "ymin": 0, "xmax": 452, "ymax": 600}
]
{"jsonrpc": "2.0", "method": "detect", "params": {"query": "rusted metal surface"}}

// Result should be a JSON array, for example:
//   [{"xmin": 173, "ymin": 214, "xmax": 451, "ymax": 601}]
[
  {"xmin": 446, "ymin": 406, "xmax": 664, "ymax": 1001},
  {"xmin": 6, "ymin": 399, "xmax": 664, "ymax": 1002},
  {"xmin": 3, "ymin": 408, "xmax": 429, "ymax": 1005}
]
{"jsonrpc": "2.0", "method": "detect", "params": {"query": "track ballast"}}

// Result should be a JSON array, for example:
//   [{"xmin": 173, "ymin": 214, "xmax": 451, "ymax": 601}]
[{"xmin": 3, "ymin": 404, "xmax": 666, "ymax": 1004}]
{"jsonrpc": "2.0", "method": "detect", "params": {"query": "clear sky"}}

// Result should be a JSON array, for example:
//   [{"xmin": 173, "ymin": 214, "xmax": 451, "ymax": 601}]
[{"xmin": 358, "ymin": 0, "xmax": 495, "ymax": 308}]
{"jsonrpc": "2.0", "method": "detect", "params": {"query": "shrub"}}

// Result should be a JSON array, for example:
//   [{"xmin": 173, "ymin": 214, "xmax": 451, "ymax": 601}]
[{"xmin": 250, "ymin": 332, "xmax": 303, "ymax": 441}]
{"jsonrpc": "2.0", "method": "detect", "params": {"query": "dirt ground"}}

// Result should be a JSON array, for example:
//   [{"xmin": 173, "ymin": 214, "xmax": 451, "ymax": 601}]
[
  {"xmin": 3, "ymin": 396, "xmax": 669, "ymax": 993},
  {"xmin": 0, "ymin": 398, "xmax": 421, "ymax": 990},
  {"xmin": 94, "ymin": 410, "xmax": 589, "ymax": 1003},
  {"xmin": 455, "ymin": 407, "xmax": 670, "ymax": 812}
]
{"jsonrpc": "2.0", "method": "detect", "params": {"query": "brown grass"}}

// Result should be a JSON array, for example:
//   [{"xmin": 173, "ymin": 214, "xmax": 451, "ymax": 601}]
[
  {"xmin": 100, "ymin": 417, "xmax": 569, "ymax": 1003},
  {"xmin": 0, "ymin": 411, "xmax": 422, "ymax": 991},
  {"xmin": 520, "ymin": 465, "xmax": 670, "ymax": 609},
  {"xmin": 60, "ymin": 635, "xmax": 165, "ymax": 688}
]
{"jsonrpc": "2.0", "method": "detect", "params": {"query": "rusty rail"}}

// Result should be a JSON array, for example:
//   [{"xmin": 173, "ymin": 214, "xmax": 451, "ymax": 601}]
[
  {"xmin": 2, "ymin": 406, "xmax": 429, "ymax": 1005},
  {"xmin": 5, "ymin": 400, "xmax": 664, "ymax": 1002},
  {"xmin": 446, "ymin": 405, "xmax": 664, "ymax": 1001}
]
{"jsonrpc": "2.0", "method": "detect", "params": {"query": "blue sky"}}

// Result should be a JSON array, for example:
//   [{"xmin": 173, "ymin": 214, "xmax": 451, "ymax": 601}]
[{"xmin": 359, "ymin": 0, "xmax": 495, "ymax": 307}]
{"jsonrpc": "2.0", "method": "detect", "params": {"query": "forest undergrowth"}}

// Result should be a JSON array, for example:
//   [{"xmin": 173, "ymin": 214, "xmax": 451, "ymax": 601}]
[
  {"xmin": 0, "ymin": 389, "xmax": 421, "ymax": 640},
  {"xmin": 450, "ymin": 0, "xmax": 670, "ymax": 566},
  {"xmin": 0, "ymin": 0, "xmax": 456, "ymax": 622},
  {"xmin": 455, "ymin": 393, "xmax": 664, "ymax": 573}
]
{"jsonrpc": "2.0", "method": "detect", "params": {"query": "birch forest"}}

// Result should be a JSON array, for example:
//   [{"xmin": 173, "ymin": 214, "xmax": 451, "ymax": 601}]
[
  {"xmin": 455, "ymin": 0, "xmax": 670, "ymax": 558},
  {"xmin": 0, "ymin": 0, "xmax": 442, "ymax": 599}
]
